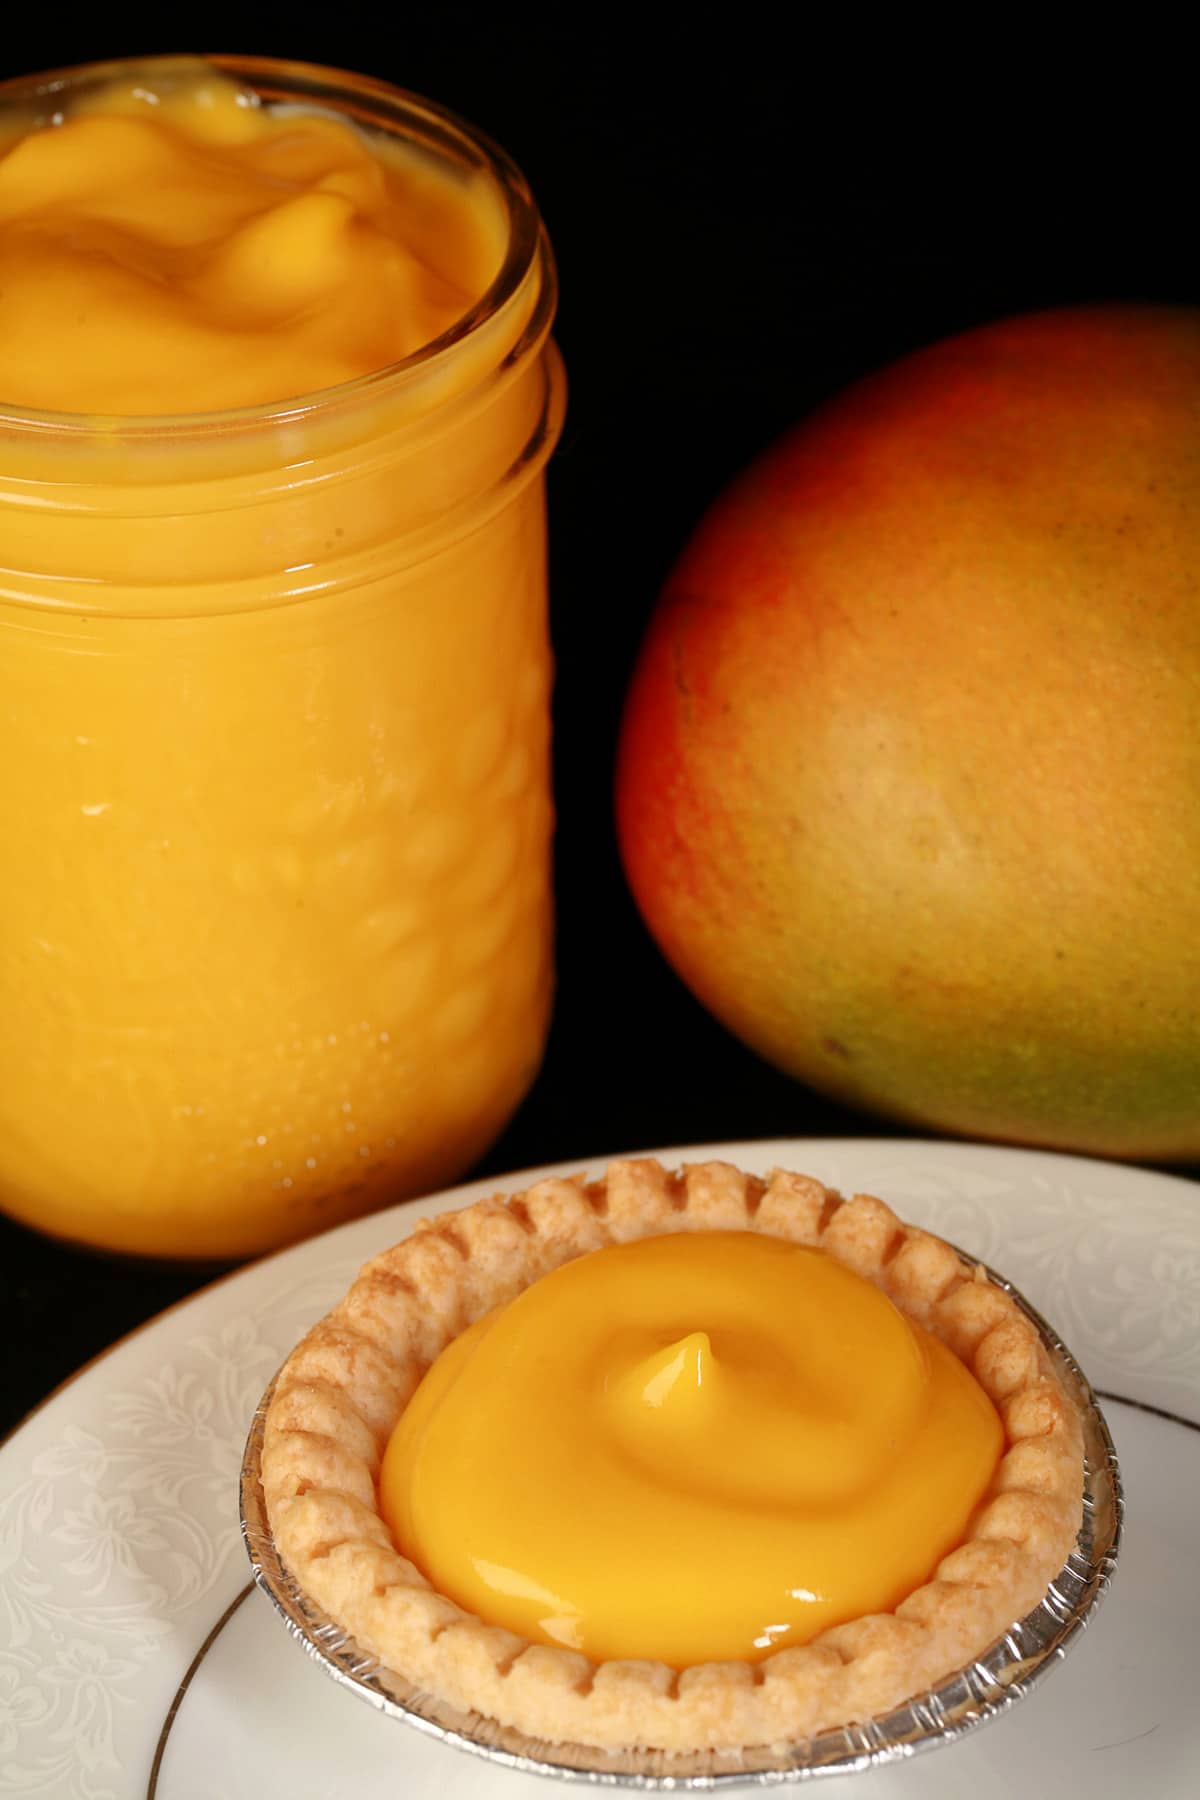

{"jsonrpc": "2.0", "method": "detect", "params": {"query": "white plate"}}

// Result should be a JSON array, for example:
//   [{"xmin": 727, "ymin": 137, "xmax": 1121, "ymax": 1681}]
[{"xmin": 2, "ymin": 1138, "xmax": 1197, "ymax": 1799}]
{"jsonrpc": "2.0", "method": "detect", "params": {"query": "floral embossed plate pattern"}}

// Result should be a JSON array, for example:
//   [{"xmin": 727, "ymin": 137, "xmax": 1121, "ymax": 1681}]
[{"xmin": 1, "ymin": 1139, "xmax": 1198, "ymax": 1798}]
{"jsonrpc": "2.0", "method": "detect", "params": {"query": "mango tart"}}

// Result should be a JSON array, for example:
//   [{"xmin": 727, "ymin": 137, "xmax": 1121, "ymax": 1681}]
[{"xmin": 260, "ymin": 1160, "xmax": 1085, "ymax": 1753}]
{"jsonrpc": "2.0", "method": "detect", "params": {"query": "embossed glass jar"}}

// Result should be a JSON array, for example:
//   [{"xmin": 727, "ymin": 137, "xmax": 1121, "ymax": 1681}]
[{"xmin": 0, "ymin": 56, "xmax": 565, "ymax": 1257}]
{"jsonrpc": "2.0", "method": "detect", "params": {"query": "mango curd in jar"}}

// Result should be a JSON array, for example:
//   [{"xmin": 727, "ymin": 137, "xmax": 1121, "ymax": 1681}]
[{"xmin": 0, "ymin": 57, "xmax": 565, "ymax": 1257}]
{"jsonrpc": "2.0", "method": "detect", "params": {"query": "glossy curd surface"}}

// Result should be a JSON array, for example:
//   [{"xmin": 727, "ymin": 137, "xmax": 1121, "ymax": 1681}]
[
  {"xmin": 380, "ymin": 1231, "xmax": 1005, "ymax": 1667},
  {"xmin": 0, "ymin": 59, "xmax": 563, "ymax": 1257},
  {"xmin": 0, "ymin": 65, "xmax": 505, "ymax": 412}
]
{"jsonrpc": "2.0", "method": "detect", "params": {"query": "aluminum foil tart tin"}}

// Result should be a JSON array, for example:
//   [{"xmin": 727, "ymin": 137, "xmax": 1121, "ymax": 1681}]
[{"xmin": 240, "ymin": 1255, "xmax": 1122, "ymax": 1788}]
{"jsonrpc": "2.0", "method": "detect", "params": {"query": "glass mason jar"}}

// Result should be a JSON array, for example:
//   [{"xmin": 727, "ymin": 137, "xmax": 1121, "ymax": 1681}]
[{"xmin": 0, "ymin": 56, "xmax": 566, "ymax": 1258}]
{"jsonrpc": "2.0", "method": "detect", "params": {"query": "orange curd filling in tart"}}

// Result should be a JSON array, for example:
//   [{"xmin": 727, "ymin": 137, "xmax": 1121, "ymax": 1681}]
[{"xmin": 379, "ymin": 1229, "xmax": 1004, "ymax": 1667}]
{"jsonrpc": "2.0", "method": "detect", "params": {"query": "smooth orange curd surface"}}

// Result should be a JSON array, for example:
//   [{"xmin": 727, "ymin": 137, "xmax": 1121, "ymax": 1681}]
[
  {"xmin": 380, "ymin": 1232, "xmax": 1005, "ymax": 1668},
  {"xmin": 0, "ymin": 68, "xmax": 505, "ymax": 412},
  {"xmin": 0, "ymin": 64, "xmax": 562, "ymax": 1258}
]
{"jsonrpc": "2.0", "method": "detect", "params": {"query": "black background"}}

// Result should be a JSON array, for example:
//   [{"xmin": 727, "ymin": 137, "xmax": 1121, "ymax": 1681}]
[{"xmin": 2, "ymin": 8, "xmax": 1196, "ymax": 1439}]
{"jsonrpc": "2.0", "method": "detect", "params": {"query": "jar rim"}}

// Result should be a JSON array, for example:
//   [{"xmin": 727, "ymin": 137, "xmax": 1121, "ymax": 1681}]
[{"xmin": 0, "ymin": 52, "xmax": 548, "ymax": 439}]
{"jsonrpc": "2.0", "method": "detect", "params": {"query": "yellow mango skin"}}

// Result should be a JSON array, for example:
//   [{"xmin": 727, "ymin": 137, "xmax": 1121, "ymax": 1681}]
[{"xmin": 616, "ymin": 306, "xmax": 1200, "ymax": 1160}]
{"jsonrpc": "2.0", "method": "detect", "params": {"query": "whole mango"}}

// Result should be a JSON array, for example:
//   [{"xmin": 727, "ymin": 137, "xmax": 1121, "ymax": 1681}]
[{"xmin": 615, "ymin": 305, "xmax": 1200, "ymax": 1160}]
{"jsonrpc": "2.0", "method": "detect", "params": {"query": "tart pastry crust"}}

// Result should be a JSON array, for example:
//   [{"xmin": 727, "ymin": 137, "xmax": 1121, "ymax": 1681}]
[{"xmin": 261, "ymin": 1160, "xmax": 1085, "ymax": 1753}]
